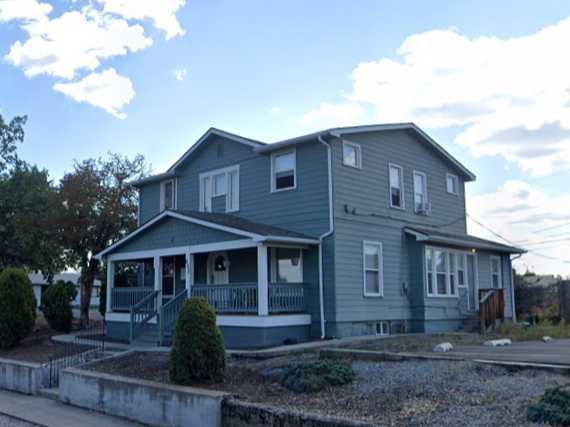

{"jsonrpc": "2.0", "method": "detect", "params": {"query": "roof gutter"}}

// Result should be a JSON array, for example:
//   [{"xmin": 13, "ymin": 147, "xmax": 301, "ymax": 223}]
[{"xmin": 317, "ymin": 133, "xmax": 334, "ymax": 339}]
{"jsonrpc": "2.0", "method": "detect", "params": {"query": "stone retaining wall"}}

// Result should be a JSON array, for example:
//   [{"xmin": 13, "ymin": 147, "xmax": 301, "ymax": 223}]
[{"xmin": 0, "ymin": 357, "xmax": 49, "ymax": 395}]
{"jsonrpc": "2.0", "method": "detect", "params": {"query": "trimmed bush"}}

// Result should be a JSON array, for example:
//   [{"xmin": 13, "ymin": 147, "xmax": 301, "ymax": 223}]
[
  {"xmin": 528, "ymin": 386, "xmax": 570, "ymax": 426},
  {"xmin": 169, "ymin": 297, "xmax": 226, "ymax": 384},
  {"xmin": 280, "ymin": 359, "xmax": 355, "ymax": 393},
  {"xmin": 42, "ymin": 280, "xmax": 77, "ymax": 332},
  {"xmin": 0, "ymin": 268, "xmax": 37, "ymax": 349}
]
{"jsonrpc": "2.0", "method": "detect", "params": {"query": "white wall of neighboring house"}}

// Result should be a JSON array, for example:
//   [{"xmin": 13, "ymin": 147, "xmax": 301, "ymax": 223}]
[{"xmin": 28, "ymin": 272, "xmax": 101, "ymax": 308}]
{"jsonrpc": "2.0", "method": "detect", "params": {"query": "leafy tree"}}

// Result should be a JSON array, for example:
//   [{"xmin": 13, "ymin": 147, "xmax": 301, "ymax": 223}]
[
  {"xmin": 42, "ymin": 280, "xmax": 77, "ymax": 332},
  {"xmin": 56, "ymin": 153, "xmax": 148, "ymax": 326},
  {"xmin": 0, "ymin": 114, "xmax": 26, "ymax": 173}
]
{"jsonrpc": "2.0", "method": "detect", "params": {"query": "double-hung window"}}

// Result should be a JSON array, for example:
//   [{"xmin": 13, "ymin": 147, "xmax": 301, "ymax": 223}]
[
  {"xmin": 425, "ymin": 247, "xmax": 459, "ymax": 297},
  {"xmin": 389, "ymin": 164, "xmax": 404, "ymax": 209},
  {"xmin": 271, "ymin": 150, "xmax": 296, "ymax": 191},
  {"xmin": 446, "ymin": 173, "xmax": 459, "ymax": 195},
  {"xmin": 343, "ymin": 141, "xmax": 362, "ymax": 169},
  {"xmin": 363, "ymin": 241, "xmax": 383, "ymax": 297},
  {"xmin": 413, "ymin": 171, "xmax": 428, "ymax": 213},
  {"xmin": 160, "ymin": 179, "xmax": 176, "ymax": 211},
  {"xmin": 199, "ymin": 165, "xmax": 239, "ymax": 213},
  {"xmin": 490, "ymin": 256, "xmax": 502, "ymax": 288}
]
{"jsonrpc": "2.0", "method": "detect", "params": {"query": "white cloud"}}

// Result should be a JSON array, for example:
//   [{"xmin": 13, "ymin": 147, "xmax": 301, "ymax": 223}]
[
  {"xmin": 53, "ymin": 68, "xmax": 135, "ymax": 119},
  {"xmin": 0, "ymin": 0, "xmax": 52, "ymax": 23},
  {"xmin": 467, "ymin": 181, "xmax": 570, "ymax": 276},
  {"xmin": 5, "ymin": 10, "xmax": 152, "ymax": 80},
  {"xmin": 173, "ymin": 68, "xmax": 187, "ymax": 82},
  {"xmin": 270, "ymin": 106, "xmax": 281, "ymax": 114},
  {"xmin": 300, "ymin": 102, "xmax": 367, "ymax": 128},
  {"xmin": 305, "ymin": 17, "xmax": 570, "ymax": 176},
  {"xmin": 96, "ymin": 0, "xmax": 186, "ymax": 40}
]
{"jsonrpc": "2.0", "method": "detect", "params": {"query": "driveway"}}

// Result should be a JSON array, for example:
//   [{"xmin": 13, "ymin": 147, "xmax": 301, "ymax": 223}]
[{"xmin": 451, "ymin": 339, "xmax": 570, "ymax": 366}]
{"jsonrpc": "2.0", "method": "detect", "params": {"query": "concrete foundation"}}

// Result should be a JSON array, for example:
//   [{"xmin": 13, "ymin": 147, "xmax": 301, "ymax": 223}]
[{"xmin": 0, "ymin": 358, "xmax": 49, "ymax": 395}]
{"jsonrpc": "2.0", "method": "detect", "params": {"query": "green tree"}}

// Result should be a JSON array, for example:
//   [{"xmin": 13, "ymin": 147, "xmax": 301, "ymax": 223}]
[
  {"xmin": 0, "ymin": 114, "xmax": 26, "ymax": 172},
  {"xmin": 56, "ymin": 153, "xmax": 148, "ymax": 326}
]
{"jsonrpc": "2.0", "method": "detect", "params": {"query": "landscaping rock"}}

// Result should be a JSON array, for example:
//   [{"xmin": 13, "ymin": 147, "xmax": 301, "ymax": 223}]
[
  {"xmin": 542, "ymin": 336, "xmax": 553, "ymax": 343},
  {"xmin": 483, "ymin": 338, "xmax": 512, "ymax": 347},
  {"xmin": 433, "ymin": 342, "xmax": 453, "ymax": 353}
]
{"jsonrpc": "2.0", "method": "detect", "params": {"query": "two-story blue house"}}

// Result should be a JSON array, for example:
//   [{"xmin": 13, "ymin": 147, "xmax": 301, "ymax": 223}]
[{"xmin": 96, "ymin": 123, "xmax": 525, "ymax": 348}]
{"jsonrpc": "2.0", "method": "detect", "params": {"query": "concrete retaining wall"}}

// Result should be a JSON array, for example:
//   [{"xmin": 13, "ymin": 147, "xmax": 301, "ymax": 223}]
[
  {"xmin": 59, "ymin": 367, "xmax": 229, "ymax": 427},
  {"xmin": 222, "ymin": 399, "xmax": 372, "ymax": 427},
  {"xmin": 0, "ymin": 358, "xmax": 48, "ymax": 395}
]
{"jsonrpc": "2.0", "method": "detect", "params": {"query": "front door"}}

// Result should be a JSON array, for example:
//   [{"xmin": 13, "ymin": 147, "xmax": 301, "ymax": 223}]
[
  {"xmin": 162, "ymin": 257, "xmax": 175, "ymax": 302},
  {"xmin": 207, "ymin": 252, "xmax": 229, "ymax": 284}
]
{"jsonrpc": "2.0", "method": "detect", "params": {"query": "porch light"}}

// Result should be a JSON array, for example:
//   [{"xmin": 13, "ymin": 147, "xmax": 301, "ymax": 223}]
[{"xmin": 291, "ymin": 256, "xmax": 300, "ymax": 266}]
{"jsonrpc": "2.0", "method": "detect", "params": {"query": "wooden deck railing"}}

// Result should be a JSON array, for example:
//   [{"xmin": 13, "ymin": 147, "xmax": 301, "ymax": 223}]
[
  {"xmin": 479, "ymin": 289, "xmax": 505, "ymax": 333},
  {"xmin": 111, "ymin": 287, "xmax": 155, "ymax": 312}
]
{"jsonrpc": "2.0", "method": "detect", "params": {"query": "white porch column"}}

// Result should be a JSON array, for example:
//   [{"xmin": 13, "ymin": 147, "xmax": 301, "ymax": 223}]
[
  {"xmin": 185, "ymin": 251, "xmax": 194, "ymax": 297},
  {"xmin": 257, "ymin": 244, "xmax": 269, "ymax": 316},
  {"xmin": 154, "ymin": 256, "xmax": 162, "ymax": 301},
  {"xmin": 106, "ymin": 260, "xmax": 115, "ymax": 314}
]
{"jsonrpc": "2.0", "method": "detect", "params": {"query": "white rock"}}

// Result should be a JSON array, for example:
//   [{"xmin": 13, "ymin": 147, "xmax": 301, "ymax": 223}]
[
  {"xmin": 433, "ymin": 342, "xmax": 453, "ymax": 353},
  {"xmin": 542, "ymin": 336, "xmax": 553, "ymax": 343},
  {"xmin": 483, "ymin": 338, "xmax": 512, "ymax": 347}
]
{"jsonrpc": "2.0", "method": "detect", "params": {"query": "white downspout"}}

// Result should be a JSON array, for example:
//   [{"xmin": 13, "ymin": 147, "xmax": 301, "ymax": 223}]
[
  {"xmin": 318, "ymin": 134, "xmax": 334, "ymax": 339},
  {"xmin": 509, "ymin": 253, "xmax": 523, "ymax": 323}
]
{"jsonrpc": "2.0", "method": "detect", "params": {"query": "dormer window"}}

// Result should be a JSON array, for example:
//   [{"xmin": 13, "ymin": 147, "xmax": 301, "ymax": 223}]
[
  {"xmin": 160, "ymin": 179, "xmax": 175, "ymax": 211},
  {"xmin": 271, "ymin": 149, "xmax": 296, "ymax": 192},
  {"xmin": 199, "ymin": 165, "xmax": 239, "ymax": 213}
]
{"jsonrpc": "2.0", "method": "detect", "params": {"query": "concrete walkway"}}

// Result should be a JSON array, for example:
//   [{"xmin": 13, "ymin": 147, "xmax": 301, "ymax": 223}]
[{"xmin": 0, "ymin": 390, "xmax": 143, "ymax": 427}]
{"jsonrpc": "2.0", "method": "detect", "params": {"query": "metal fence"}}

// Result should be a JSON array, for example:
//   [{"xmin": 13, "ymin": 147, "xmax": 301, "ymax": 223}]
[{"xmin": 47, "ymin": 323, "xmax": 106, "ymax": 388}]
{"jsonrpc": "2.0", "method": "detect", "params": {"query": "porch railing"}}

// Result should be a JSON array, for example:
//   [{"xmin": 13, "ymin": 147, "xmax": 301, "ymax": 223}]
[
  {"xmin": 130, "ymin": 290, "xmax": 160, "ymax": 343},
  {"xmin": 159, "ymin": 289, "xmax": 188, "ymax": 345},
  {"xmin": 269, "ymin": 282, "xmax": 305, "ymax": 313},
  {"xmin": 192, "ymin": 283, "xmax": 258, "ymax": 314},
  {"xmin": 112, "ymin": 287, "xmax": 155, "ymax": 312}
]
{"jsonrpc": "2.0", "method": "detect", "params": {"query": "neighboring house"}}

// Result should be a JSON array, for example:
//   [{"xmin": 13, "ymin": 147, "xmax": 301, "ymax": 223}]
[
  {"xmin": 28, "ymin": 272, "xmax": 101, "ymax": 308},
  {"xmin": 95, "ymin": 123, "xmax": 525, "ymax": 348}
]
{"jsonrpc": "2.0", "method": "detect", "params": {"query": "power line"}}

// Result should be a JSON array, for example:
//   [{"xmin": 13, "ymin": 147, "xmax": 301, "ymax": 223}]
[
  {"xmin": 466, "ymin": 214, "xmax": 520, "ymax": 247},
  {"xmin": 519, "ymin": 237, "xmax": 570, "ymax": 247},
  {"xmin": 531, "ymin": 221, "xmax": 570, "ymax": 234},
  {"xmin": 514, "ymin": 232, "xmax": 570, "ymax": 244}
]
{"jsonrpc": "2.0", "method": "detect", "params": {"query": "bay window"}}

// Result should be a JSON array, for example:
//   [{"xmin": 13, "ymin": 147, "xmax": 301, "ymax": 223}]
[{"xmin": 425, "ymin": 247, "xmax": 460, "ymax": 297}]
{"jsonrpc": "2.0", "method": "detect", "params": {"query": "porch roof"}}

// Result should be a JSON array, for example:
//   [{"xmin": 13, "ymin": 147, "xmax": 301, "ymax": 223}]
[
  {"xmin": 404, "ymin": 226, "xmax": 526, "ymax": 254},
  {"xmin": 95, "ymin": 209, "xmax": 319, "ymax": 259}
]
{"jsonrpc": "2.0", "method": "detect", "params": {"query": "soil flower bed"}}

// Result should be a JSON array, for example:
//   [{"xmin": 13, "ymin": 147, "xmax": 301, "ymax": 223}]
[{"xmin": 85, "ymin": 351, "xmax": 570, "ymax": 426}]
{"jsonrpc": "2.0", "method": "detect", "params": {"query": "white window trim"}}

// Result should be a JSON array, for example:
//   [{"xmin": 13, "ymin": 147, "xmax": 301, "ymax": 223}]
[
  {"xmin": 490, "ymin": 255, "xmax": 503, "ymax": 289},
  {"xmin": 425, "ymin": 246, "xmax": 468, "ymax": 298},
  {"xmin": 160, "ymin": 179, "xmax": 177, "ymax": 211},
  {"xmin": 388, "ymin": 163, "xmax": 405, "ymax": 210},
  {"xmin": 362, "ymin": 240, "xmax": 384, "ymax": 297},
  {"xmin": 342, "ymin": 140, "xmax": 362, "ymax": 169},
  {"xmin": 446, "ymin": 173, "xmax": 459, "ymax": 195},
  {"xmin": 413, "ymin": 170, "xmax": 428, "ymax": 214},
  {"xmin": 199, "ymin": 165, "xmax": 240, "ymax": 213},
  {"xmin": 270, "ymin": 149, "xmax": 297, "ymax": 193},
  {"xmin": 269, "ymin": 248, "xmax": 304, "ymax": 283}
]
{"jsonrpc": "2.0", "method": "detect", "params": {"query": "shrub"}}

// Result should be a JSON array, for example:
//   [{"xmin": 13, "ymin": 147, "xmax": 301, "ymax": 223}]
[
  {"xmin": 0, "ymin": 268, "xmax": 37, "ymax": 349},
  {"xmin": 528, "ymin": 386, "xmax": 570, "ymax": 425},
  {"xmin": 42, "ymin": 280, "xmax": 77, "ymax": 332},
  {"xmin": 280, "ymin": 359, "xmax": 355, "ymax": 393},
  {"xmin": 169, "ymin": 297, "xmax": 226, "ymax": 384}
]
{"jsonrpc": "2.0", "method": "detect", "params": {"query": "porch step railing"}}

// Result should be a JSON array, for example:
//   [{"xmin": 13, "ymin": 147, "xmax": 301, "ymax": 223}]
[
  {"xmin": 112, "ymin": 287, "xmax": 155, "ymax": 312},
  {"xmin": 479, "ymin": 289, "xmax": 505, "ymax": 334},
  {"xmin": 192, "ymin": 283, "xmax": 258, "ymax": 314},
  {"xmin": 130, "ymin": 290, "xmax": 160, "ymax": 344},
  {"xmin": 269, "ymin": 283, "xmax": 305, "ymax": 313},
  {"xmin": 159, "ymin": 289, "xmax": 188, "ymax": 345}
]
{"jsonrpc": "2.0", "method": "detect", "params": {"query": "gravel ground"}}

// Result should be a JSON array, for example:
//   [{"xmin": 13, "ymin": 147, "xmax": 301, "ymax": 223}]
[
  {"xmin": 0, "ymin": 414, "xmax": 40, "ymax": 427},
  {"xmin": 87, "ymin": 352, "xmax": 569, "ymax": 426}
]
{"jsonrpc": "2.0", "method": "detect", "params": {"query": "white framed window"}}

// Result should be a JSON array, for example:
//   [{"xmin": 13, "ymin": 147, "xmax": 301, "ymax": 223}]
[
  {"xmin": 271, "ymin": 149, "xmax": 296, "ymax": 192},
  {"xmin": 425, "ymin": 246, "xmax": 461, "ymax": 297},
  {"xmin": 490, "ymin": 256, "xmax": 502, "ymax": 289},
  {"xmin": 446, "ymin": 173, "xmax": 459, "ymax": 195},
  {"xmin": 270, "ymin": 248, "xmax": 303, "ymax": 283},
  {"xmin": 342, "ymin": 141, "xmax": 362, "ymax": 169},
  {"xmin": 389, "ymin": 163, "xmax": 404, "ymax": 209},
  {"xmin": 413, "ymin": 171, "xmax": 428, "ymax": 213},
  {"xmin": 199, "ymin": 165, "xmax": 239, "ymax": 213},
  {"xmin": 160, "ymin": 179, "xmax": 176, "ymax": 211},
  {"xmin": 456, "ymin": 253, "xmax": 467, "ymax": 287},
  {"xmin": 363, "ymin": 241, "xmax": 384, "ymax": 297}
]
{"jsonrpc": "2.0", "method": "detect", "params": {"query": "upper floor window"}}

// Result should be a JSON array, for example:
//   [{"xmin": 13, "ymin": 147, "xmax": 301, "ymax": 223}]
[
  {"xmin": 160, "ymin": 179, "xmax": 176, "ymax": 211},
  {"xmin": 413, "ymin": 171, "xmax": 428, "ymax": 214},
  {"xmin": 446, "ymin": 173, "xmax": 459, "ymax": 195},
  {"xmin": 343, "ymin": 141, "xmax": 362, "ymax": 169},
  {"xmin": 271, "ymin": 150, "xmax": 296, "ymax": 192},
  {"xmin": 363, "ymin": 241, "xmax": 383, "ymax": 297},
  {"xmin": 199, "ymin": 165, "xmax": 239, "ymax": 213},
  {"xmin": 490, "ymin": 256, "xmax": 502, "ymax": 288},
  {"xmin": 389, "ymin": 163, "xmax": 404, "ymax": 209}
]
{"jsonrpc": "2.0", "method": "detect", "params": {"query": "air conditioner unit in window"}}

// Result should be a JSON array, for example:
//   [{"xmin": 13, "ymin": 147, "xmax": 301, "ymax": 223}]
[{"xmin": 416, "ymin": 202, "xmax": 431, "ymax": 215}]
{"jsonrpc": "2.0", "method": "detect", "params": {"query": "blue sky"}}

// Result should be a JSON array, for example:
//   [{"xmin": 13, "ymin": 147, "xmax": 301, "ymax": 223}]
[{"xmin": 1, "ymin": 0, "xmax": 570, "ymax": 275}]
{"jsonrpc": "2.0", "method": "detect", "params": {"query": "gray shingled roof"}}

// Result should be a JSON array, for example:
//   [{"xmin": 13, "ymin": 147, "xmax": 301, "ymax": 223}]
[
  {"xmin": 176, "ymin": 210, "xmax": 316, "ymax": 240},
  {"xmin": 405, "ymin": 226, "xmax": 525, "ymax": 254}
]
